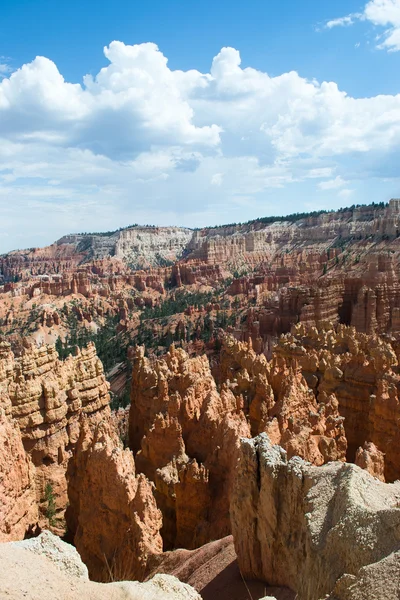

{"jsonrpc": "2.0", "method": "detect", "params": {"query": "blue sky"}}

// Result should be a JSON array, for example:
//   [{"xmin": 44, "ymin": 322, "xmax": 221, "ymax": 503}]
[{"xmin": 1, "ymin": 0, "xmax": 400, "ymax": 251}]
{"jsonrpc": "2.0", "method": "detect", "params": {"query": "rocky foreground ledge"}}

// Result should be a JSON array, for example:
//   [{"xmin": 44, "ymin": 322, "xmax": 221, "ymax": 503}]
[{"xmin": 0, "ymin": 530, "xmax": 201, "ymax": 600}]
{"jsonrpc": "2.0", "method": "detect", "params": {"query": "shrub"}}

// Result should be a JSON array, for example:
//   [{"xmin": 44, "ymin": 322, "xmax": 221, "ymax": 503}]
[{"xmin": 45, "ymin": 482, "xmax": 56, "ymax": 527}]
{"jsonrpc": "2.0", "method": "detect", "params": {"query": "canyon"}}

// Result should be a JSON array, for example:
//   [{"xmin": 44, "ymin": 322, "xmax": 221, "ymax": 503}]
[
  {"xmin": 1, "ymin": 200, "xmax": 400, "ymax": 599},
  {"xmin": 1, "ymin": 200, "xmax": 400, "ymax": 369}
]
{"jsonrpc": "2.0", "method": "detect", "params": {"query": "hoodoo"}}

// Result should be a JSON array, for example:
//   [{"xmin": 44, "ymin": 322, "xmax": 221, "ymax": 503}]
[{"xmin": 2, "ymin": 204, "xmax": 400, "ymax": 598}]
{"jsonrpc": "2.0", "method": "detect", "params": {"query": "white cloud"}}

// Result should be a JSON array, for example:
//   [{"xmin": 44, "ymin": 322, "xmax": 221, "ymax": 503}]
[
  {"xmin": 326, "ymin": 15, "xmax": 361, "ymax": 28},
  {"xmin": 4, "ymin": 41, "xmax": 400, "ymax": 165},
  {"xmin": 0, "ymin": 42, "xmax": 221, "ymax": 158},
  {"xmin": 326, "ymin": 0, "xmax": 400, "ymax": 51},
  {"xmin": 318, "ymin": 176, "xmax": 346, "ymax": 190},
  {"xmin": 211, "ymin": 173, "xmax": 223, "ymax": 186},
  {"xmin": 1, "ymin": 41, "xmax": 400, "ymax": 251},
  {"xmin": 0, "ymin": 64, "xmax": 12, "ymax": 76},
  {"xmin": 365, "ymin": 0, "xmax": 400, "ymax": 26}
]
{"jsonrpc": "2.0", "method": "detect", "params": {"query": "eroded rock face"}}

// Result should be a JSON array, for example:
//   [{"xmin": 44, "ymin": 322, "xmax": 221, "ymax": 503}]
[
  {"xmin": 219, "ymin": 336, "xmax": 347, "ymax": 465},
  {"xmin": 66, "ymin": 418, "xmax": 163, "ymax": 582},
  {"xmin": 0, "ymin": 340, "xmax": 111, "ymax": 534},
  {"xmin": 355, "ymin": 442, "xmax": 385, "ymax": 482},
  {"xmin": 277, "ymin": 322, "xmax": 400, "ymax": 481},
  {"xmin": 129, "ymin": 337, "xmax": 348, "ymax": 550},
  {"xmin": 231, "ymin": 434, "xmax": 400, "ymax": 600},
  {"xmin": 0, "ymin": 338, "xmax": 163, "ymax": 581},
  {"xmin": 130, "ymin": 344, "xmax": 250, "ymax": 549},
  {"xmin": 0, "ymin": 408, "xmax": 38, "ymax": 541}
]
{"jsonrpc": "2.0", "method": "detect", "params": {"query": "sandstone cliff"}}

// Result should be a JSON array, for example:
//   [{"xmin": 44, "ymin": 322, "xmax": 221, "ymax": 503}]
[
  {"xmin": 0, "ymin": 338, "xmax": 164, "ymax": 582},
  {"xmin": 0, "ymin": 340, "xmax": 111, "ymax": 532},
  {"xmin": 231, "ymin": 434, "xmax": 400, "ymax": 600}
]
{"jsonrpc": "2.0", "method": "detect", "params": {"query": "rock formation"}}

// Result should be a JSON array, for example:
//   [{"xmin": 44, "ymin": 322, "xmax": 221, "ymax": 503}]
[
  {"xmin": 2, "ymin": 200, "xmax": 400, "ymax": 598},
  {"xmin": 0, "ymin": 530, "xmax": 201, "ymax": 600},
  {"xmin": 276, "ymin": 322, "xmax": 400, "ymax": 481},
  {"xmin": 354, "ymin": 442, "xmax": 385, "ymax": 482},
  {"xmin": 0, "ymin": 338, "xmax": 164, "ymax": 583},
  {"xmin": 66, "ymin": 418, "xmax": 163, "ymax": 582},
  {"xmin": 0, "ymin": 340, "xmax": 105, "ymax": 522},
  {"xmin": 218, "ymin": 336, "xmax": 347, "ymax": 465},
  {"xmin": 129, "ymin": 336, "xmax": 348, "ymax": 550},
  {"xmin": 3, "ymin": 201, "xmax": 400, "ymax": 369},
  {"xmin": 0, "ymin": 408, "xmax": 38, "ymax": 541},
  {"xmin": 231, "ymin": 434, "xmax": 400, "ymax": 600},
  {"xmin": 129, "ymin": 344, "xmax": 251, "ymax": 549},
  {"xmin": 0, "ymin": 340, "xmax": 112, "ymax": 532}
]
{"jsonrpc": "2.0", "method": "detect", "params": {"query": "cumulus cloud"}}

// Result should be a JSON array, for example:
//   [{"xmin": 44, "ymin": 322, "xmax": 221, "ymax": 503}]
[
  {"xmin": 365, "ymin": 0, "xmax": 400, "ymax": 26},
  {"xmin": 3, "ymin": 41, "xmax": 400, "ymax": 164},
  {"xmin": 0, "ymin": 42, "xmax": 221, "ymax": 158},
  {"xmin": 1, "ymin": 40, "xmax": 400, "ymax": 251},
  {"xmin": 326, "ymin": 0, "xmax": 400, "ymax": 51}
]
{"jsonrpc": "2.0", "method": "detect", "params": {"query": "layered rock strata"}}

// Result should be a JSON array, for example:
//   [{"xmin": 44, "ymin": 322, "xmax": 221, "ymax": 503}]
[
  {"xmin": 0, "ymin": 340, "xmax": 109, "ymax": 527},
  {"xmin": 0, "ymin": 339, "xmax": 164, "ymax": 582},
  {"xmin": 3, "ymin": 202, "xmax": 400, "ymax": 358},
  {"xmin": 0, "ymin": 340, "xmax": 111, "ymax": 531}
]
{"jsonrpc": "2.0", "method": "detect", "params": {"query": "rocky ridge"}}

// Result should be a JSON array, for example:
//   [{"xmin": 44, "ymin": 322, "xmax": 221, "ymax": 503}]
[
  {"xmin": 2, "ymin": 201, "xmax": 398, "ymax": 277},
  {"xmin": 2, "ymin": 201, "xmax": 400, "ymax": 369}
]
